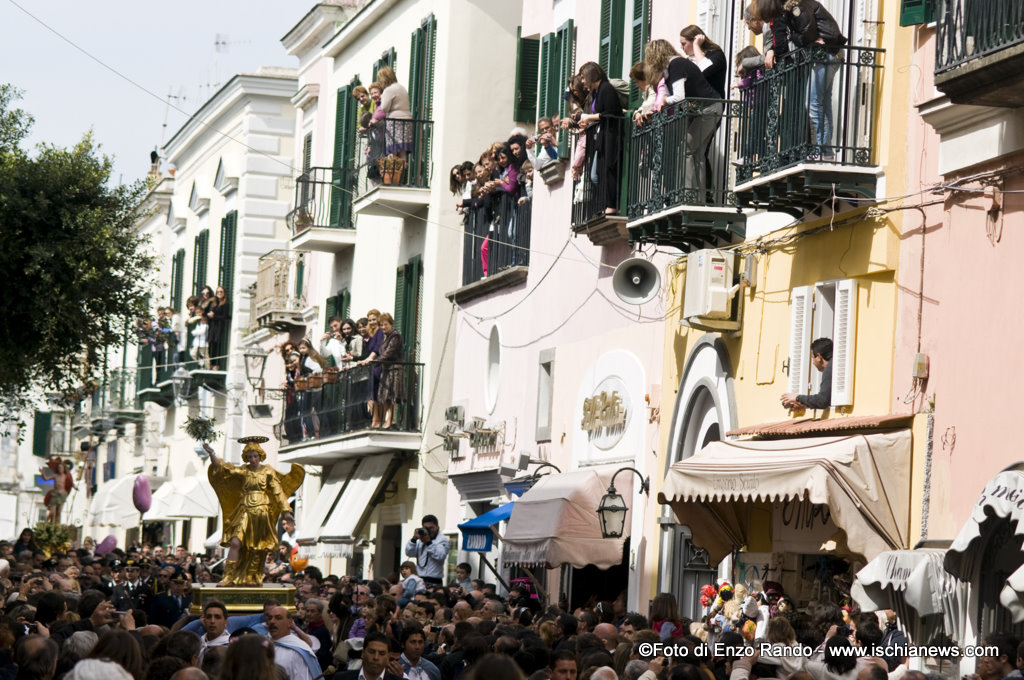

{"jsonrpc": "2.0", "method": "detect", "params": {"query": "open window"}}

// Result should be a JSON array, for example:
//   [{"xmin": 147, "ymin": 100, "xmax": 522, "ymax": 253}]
[{"xmin": 787, "ymin": 279, "xmax": 858, "ymax": 407}]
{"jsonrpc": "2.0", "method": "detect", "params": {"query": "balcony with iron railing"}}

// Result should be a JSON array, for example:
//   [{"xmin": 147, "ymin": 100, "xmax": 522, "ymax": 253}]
[
  {"xmin": 625, "ymin": 99, "xmax": 747, "ymax": 250},
  {"xmin": 252, "ymin": 249, "xmax": 309, "ymax": 331},
  {"xmin": 733, "ymin": 45, "xmax": 884, "ymax": 214},
  {"xmin": 276, "ymin": 362, "xmax": 424, "ymax": 464},
  {"xmin": 288, "ymin": 167, "xmax": 358, "ymax": 253},
  {"xmin": 448, "ymin": 192, "xmax": 532, "ymax": 304},
  {"xmin": 569, "ymin": 116, "xmax": 630, "ymax": 245},
  {"xmin": 934, "ymin": 0, "xmax": 1024, "ymax": 107},
  {"xmin": 353, "ymin": 118, "xmax": 433, "ymax": 217}
]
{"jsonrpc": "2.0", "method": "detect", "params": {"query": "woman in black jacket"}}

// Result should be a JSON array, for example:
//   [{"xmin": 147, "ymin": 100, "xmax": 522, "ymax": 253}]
[
  {"xmin": 577, "ymin": 61, "xmax": 624, "ymax": 215},
  {"xmin": 758, "ymin": 0, "xmax": 847, "ymax": 159}
]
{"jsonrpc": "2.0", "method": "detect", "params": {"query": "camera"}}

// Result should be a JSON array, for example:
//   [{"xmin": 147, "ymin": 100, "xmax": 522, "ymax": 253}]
[
  {"xmin": 836, "ymin": 624, "xmax": 852, "ymax": 637},
  {"xmin": 416, "ymin": 527, "xmax": 428, "ymax": 538},
  {"xmin": 430, "ymin": 625, "xmax": 442, "ymax": 633}
]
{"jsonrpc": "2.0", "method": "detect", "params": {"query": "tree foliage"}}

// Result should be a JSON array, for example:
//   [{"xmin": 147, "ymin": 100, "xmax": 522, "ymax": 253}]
[{"xmin": 0, "ymin": 84, "xmax": 154, "ymax": 424}]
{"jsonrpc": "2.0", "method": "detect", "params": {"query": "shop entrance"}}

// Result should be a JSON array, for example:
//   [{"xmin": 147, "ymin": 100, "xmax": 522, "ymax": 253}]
[{"xmin": 563, "ymin": 540, "xmax": 630, "ymax": 611}]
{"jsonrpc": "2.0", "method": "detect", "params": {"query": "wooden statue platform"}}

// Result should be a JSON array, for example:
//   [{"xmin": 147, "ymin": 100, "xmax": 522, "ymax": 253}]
[{"xmin": 189, "ymin": 585, "xmax": 296, "ymax": 615}]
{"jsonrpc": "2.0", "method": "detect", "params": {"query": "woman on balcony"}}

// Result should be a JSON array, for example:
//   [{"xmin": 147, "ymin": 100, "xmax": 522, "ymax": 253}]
[
  {"xmin": 577, "ymin": 62, "xmax": 624, "ymax": 216},
  {"xmin": 371, "ymin": 66, "xmax": 413, "ymax": 161},
  {"xmin": 757, "ymin": 0, "xmax": 847, "ymax": 159},
  {"xmin": 645, "ymin": 39, "xmax": 722, "ymax": 196},
  {"xmin": 357, "ymin": 309, "xmax": 385, "ymax": 429},
  {"xmin": 679, "ymin": 26, "xmax": 728, "ymax": 98},
  {"xmin": 206, "ymin": 286, "xmax": 231, "ymax": 371},
  {"xmin": 375, "ymin": 313, "xmax": 405, "ymax": 431}
]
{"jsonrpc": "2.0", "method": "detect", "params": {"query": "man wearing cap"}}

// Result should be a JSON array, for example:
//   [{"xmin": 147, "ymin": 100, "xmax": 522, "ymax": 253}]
[
  {"xmin": 125, "ymin": 559, "xmax": 153, "ymax": 610},
  {"xmin": 149, "ymin": 569, "xmax": 190, "ymax": 628}
]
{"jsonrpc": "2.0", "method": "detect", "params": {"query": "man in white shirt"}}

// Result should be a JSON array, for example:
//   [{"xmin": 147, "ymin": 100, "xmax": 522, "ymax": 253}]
[
  {"xmin": 400, "ymin": 626, "xmax": 440, "ymax": 680},
  {"xmin": 198, "ymin": 600, "xmax": 230, "ymax": 663},
  {"xmin": 267, "ymin": 606, "xmax": 321, "ymax": 680},
  {"xmin": 319, "ymin": 317, "xmax": 345, "ymax": 367}
]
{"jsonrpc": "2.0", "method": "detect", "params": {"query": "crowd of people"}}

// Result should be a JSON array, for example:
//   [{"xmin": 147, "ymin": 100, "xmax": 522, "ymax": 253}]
[
  {"xmin": 136, "ymin": 286, "xmax": 232, "ymax": 378},
  {"xmin": 279, "ymin": 309, "xmax": 408, "ymax": 443},
  {"xmin": 0, "ymin": 521, "xmax": 1009, "ymax": 680}
]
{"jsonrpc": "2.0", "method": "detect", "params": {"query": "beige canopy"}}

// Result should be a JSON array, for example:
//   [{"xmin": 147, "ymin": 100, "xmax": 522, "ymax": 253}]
[
  {"xmin": 658, "ymin": 430, "xmax": 911, "ymax": 563},
  {"xmin": 503, "ymin": 469, "xmax": 632, "ymax": 570},
  {"xmin": 852, "ymin": 548, "xmax": 967, "ymax": 644},
  {"xmin": 944, "ymin": 464, "xmax": 1024, "ymax": 622}
]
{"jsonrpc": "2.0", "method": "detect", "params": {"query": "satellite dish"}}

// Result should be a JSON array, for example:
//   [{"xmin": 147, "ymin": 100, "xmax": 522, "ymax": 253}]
[{"xmin": 612, "ymin": 258, "xmax": 661, "ymax": 305}]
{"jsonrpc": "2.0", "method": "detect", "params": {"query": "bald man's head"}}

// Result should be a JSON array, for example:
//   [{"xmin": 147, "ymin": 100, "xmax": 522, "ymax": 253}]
[{"xmin": 594, "ymin": 623, "xmax": 619, "ymax": 651}]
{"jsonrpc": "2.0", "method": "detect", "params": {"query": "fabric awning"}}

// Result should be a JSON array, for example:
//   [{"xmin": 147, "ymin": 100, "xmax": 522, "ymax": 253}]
[
  {"xmin": 296, "ymin": 460, "xmax": 357, "ymax": 557},
  {"xmin": 503, "ymin": 469, "xmax": 631, "ymax": 570},
  {"xmin": 144, "ymin": 475, "xmax": 219, "ymax": 520},
  {"xmin": 944, "ymin": 464, "xmax": 1024, "ymax": 622},
  {"xmin": 458, "ymin": 502, "xmax": 514, "ymax": 552},
  {"xmin": 658, "ymin": 430, "xmax": 911, "ymax": 563},
  {"xmin": 852, "ymin": 548, "xmax": 967, "ymax": 644},
  {"xmin": 315, "ymin": 454, "xmax": 396, "ymax": 556},
  {"xmin": 89, "ymin": 476, "xmax": 141, "ymax": 527}
]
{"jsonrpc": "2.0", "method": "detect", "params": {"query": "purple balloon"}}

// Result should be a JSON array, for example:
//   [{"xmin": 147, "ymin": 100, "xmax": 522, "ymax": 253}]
[
  {"xmin": 133, "ymin": 475, "xmax": 152, "ymax": 513},
  {"xmin": 95, "ymin": 535, "xmax": 117, "ymax": 555}
]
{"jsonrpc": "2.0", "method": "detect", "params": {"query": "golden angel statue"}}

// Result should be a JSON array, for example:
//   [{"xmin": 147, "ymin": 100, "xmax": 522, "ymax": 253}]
[{"xmin": 203, "ymin": 436, "xmax": 304, "ymax": 586}]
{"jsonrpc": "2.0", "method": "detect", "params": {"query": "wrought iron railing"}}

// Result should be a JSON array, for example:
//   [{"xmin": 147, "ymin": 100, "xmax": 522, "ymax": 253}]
[
  {"xmin": 936, "ymin": 0, "xmax": 1024, "ymax": 74},
  {"xmin": 735, "ymin": 45, "xmax": 884, "ymax": 182},
  {"xmin": 626, "ymin": 99, "xmax": 740, "ymax": 219},
  {"xmin": 277, "ymin": 362, "xmax": 423, "ymax": 446},
  {"xmin": 289, "ymin": 167, "xmax": 356, "ymax": 233},
  {"xmin": 570, "ymin": 115, "xmax": 629, "ymax": 228},
  {"xmin": 354, "ymin": 118, "xmax": 433, "ymax": 197},
  {"xmin": 461, "ymin": 192, "xmax": 532, "ymax": 286}
]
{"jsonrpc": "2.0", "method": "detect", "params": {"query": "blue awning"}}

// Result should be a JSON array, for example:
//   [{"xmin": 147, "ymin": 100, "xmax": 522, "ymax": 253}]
[{"xmin": 457, "ymin": 502, "xmax": 514, "ymax": 552}]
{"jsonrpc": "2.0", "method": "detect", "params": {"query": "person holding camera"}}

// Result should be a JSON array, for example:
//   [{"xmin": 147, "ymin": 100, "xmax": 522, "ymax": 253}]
[
  {"xmin": 526, "ymin": 117, "xmax": 559, "ymax": 169},
  {"xmin": 404, "ymin": 515, "xmax": 449, "ymax": 587}
]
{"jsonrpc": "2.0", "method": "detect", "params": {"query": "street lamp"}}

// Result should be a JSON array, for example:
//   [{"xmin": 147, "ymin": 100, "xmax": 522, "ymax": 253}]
[
  {"xmin": 243, "ymin": 346, "xmax": 269, "ymax": 390},
  {"xmin": 171, "ymin": 367, "xmax": 193, "ymax": 404},
  {"xmin": 597, "ymin": 467, "xmax": 650, "ymax": 539}
]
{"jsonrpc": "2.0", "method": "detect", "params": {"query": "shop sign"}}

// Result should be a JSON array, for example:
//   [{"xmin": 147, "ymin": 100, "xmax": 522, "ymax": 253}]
[{"xmin": 580, "ymin": 377, "xmax": 631, "ymax": 450}]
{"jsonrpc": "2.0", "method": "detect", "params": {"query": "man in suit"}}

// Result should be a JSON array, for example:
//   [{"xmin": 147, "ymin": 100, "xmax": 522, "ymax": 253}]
[
  {"xmin": 148, "ymin": 570, "xmax": 190, "ymax": 628},
  {"xmin": 338, "ymin": 631, "xmax": 403, "ymax": 680}
]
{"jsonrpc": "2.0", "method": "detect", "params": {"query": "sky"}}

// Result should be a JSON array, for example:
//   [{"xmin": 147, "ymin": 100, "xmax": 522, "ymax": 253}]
[{"xmin": 0, "ymin": 1, "xmax": 308, "ymax": 185}]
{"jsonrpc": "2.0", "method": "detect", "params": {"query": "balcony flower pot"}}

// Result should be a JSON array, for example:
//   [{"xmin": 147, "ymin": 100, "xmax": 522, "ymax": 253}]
[
  {"xmin": 324, "ymin": 367, "xmax": 339, "ymax": 384},
  {"xmin": 294, "ymin": 377, "xmax": 308, "ymax": 392},
  {"xmin": 377, "ymin": 154, "xmax": 408, "ymax": 185},
  {"xmin": 308, "ymin": 374, "xmax": 323, "ymax": 389}
]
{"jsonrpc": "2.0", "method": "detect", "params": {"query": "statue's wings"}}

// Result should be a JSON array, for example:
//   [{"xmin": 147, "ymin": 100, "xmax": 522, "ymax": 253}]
[
  {"xmin": 208, "ymin": 462, "xmax": 244, "ymax": 524},
  {"xmin": 278, "ymin": 463, "xmax": 305, "ymax": 498}
]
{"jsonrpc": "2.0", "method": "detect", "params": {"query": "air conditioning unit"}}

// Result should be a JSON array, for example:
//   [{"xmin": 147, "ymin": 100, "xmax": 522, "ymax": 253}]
[{"xmin": 682, "ymin": 249, "xmax": 742, "ymax": 332}]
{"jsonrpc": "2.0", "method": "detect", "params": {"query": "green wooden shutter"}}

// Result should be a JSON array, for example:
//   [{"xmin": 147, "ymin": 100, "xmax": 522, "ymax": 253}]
[
  {"xmin": 218, "ymin": 210, "xmax": 238, "ymax": 295},
  {"xmin": 324, "ymin": 295, "xmax": 338, "ymax": 333},
  {"xmin": 538, "ymin": 33, "xmax": 552, "ymax": 120},
  {"xmin": 32, "ymin": 411, "xmax": 52, "ymax": 458},
  {"xmin": 193, "ymin": 229, "xmax": 209, "ymax": 295},
  {"xmin": 170, "ymin": 249, "xmax": 185, "ymax": 312},
  {"xmin": 302, "ymin": 133, "xmax": 312, "ymax": 174},
  {"xmin": 330, "ymin": 85, "xmax": 355, "ymax": 229},
  {"xmin": 409, "ymin": 28, "xmax": 423, "ymax": 120},
  {"xmin": 556, "ymin": 19, "xmax": 575, "ymax": 159},
  {"xmin": 900, "ymin": 0, "xmax": 935, "ymax": 25},
  {"xmin": 599, "ymin": 0, "xmax": 626, "ymax": 79},
  {"xmin": 423, "ymin": 16, "xmax": 437, "ymax": 120},
  {"xmin": 340, "ymin": 288, "xmax": 351, "ymax": 320},
  {"xmin": 394, "ymin": 265, "xmax": 407, "ymax": 337},
  {"xmin": 514, "ymin": 28, "xmax": 540, "ymax": 123},
  {"xmin": 629, "ymin": 0, "xmax": 651, "ymax": 109},
  {"xmin": 408, "ymin": 256, "xmax": 422, "ymax": 363},
  {"xmin": 294, "ymin": 256, "xmax": 305, "ymax": 300}
]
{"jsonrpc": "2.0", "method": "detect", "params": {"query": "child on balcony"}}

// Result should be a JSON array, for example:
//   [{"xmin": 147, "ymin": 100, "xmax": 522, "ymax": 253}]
[{"xmin": 191, "ymin": 315, "xmax": 209, "ymax": 370}]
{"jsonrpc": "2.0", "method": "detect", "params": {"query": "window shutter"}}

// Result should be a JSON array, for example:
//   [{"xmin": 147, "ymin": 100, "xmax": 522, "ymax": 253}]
[
  {"xmin": 394, "ymin": 265, "xmax": 408, "ymax": 341},
  {"xmin": 538, "ymin": 33, "xmax": 552, "ymax": 120},
  {"xmin": 409, "ymin": 28, "xmax": 423, "ymax": 120},
  {"xmin": 514, "ymin": 28, "xmax": 540, "ymax": 123},
  {"xmin": 340, "ymin": 288, "xmax": 351, "ymax": 320},
  {"xmin": 599, "ymin": 0, "xmax": 626, "ymax": 79},
  {"xmin": 330, "ymin": 85, "xmax": 355, "ymax": 228},
  {"xmin": 302, "ymin": 133, "xmax": 312, "ymax": 174},
  {"xmin": 324, "ymin": 295, "xmax": 338, "ymax": 333},
  {"xmin": 407, "ymin": 256, "xmax": 423, "ymax": 362},
  {"xmin": 629, "ymin": 0, "xmax": 651, "ymax": 109},
  {"xmin": 32, "ymin": 411, "xmax": 52, "ymax": 458},
  {"xmin": 788, "ymin": 286, "xmax": 813, "ymax": 394},
  {"xmin": 830, "ymin": 279, "xmax": 858, "ymax": 407},
  {"xmin": 423, "ymin": 16, "xmax": 437, "ymax": 120},
  {"xmin": 899, "ymin": 0, "xmax": 934, "ymax": 26},
  {"xmin": 170, "ymin": 249, "xmax": 185, "ymax": 312},
  {"xmin": 193, "ymin": 229, "xmax": 209, "ymax": 295},
  {"xmin": 294, "ymin": 255, "xmax": 305, "ymax": 301},
  {"xmin": 556, "ymin": 19, "xmax": 575, "ymax": 159},
  {"xmin": 218, "ymin": 211, "xmax": 238, "ymax": 295}
]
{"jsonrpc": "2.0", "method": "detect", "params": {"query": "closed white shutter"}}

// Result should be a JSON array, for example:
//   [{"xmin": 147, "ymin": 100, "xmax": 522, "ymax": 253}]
[
  {"xmin": 788, "ymin": 286, "xmax": 813, "ymax": 394},
  {"xmin": 831, "ymin": 279, "xmax": 858, "ymax": 406}
]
